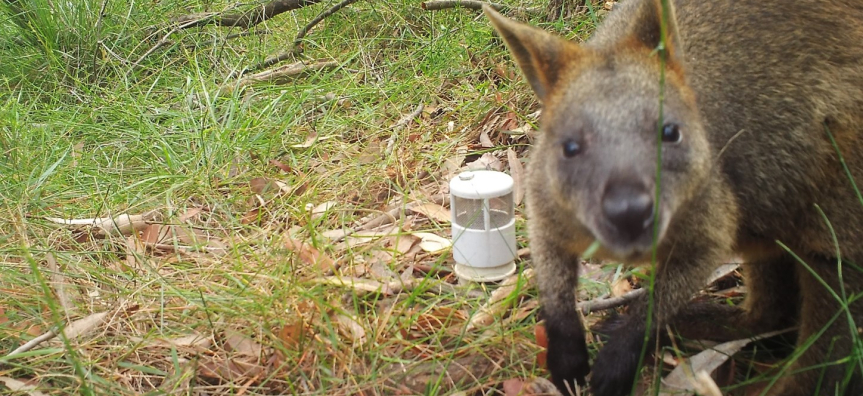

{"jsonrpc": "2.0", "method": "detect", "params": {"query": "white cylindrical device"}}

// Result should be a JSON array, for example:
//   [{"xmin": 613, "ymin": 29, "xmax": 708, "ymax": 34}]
[{"xmin": 449, "ymin": 170, "xmax": 518, "ymax": 282}]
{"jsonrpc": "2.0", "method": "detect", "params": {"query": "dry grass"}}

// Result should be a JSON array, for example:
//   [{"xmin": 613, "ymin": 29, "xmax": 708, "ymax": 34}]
[
  {"xmin": 0, "ymin": 0, "xmax": 607, "ymax": 394},
  {"xmin": 0, "ymin": 1, "xmax": 824, "ymax": 395}
]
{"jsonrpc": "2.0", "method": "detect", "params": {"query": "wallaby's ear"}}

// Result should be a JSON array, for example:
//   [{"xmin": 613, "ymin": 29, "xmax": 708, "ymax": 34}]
[
  {"xmin": 484, "ymin": 5, "xmax": 582, "ymax": 102},
  {"xmin": 628, "ymin": 0, "xmax": 683, "ymax": 61}
]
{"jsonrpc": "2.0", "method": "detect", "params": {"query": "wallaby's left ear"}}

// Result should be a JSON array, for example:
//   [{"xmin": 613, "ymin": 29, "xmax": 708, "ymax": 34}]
[
  {"xmin": 483, "ymin": 5, "xmax": 583, "ymax": 103},
  {"xmin": 629, "ymin": 0, "xmax": 684, "ymax": 61}
]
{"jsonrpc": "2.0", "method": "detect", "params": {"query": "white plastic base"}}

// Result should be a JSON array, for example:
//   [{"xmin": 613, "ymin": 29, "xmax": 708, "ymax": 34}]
[{"xmin": 454, "ymin": 261, "xmax": 517, "ymax": 283}]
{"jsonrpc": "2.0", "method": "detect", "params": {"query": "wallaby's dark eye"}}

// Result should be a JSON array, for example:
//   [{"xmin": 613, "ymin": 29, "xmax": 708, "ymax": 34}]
[
  {"xmin": 662, "ymin": 123, "xmax": 682, "ymax": 143},
  {"xmin": 562, "ymin": 140, "xmax": 582, "ymax": 158}
]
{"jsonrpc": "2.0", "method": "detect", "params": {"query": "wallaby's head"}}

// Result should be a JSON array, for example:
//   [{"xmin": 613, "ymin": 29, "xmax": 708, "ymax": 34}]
[{"xmin": 485, "ymin": 0, "xmax": 713, "ymax": 259}]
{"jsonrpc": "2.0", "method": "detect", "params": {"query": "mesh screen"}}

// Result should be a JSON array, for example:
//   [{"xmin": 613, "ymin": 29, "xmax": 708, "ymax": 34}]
[
  {"xmin": 487, "ymin": 195, "xmax": 513, "ymax": 229},
  {"xmin": 453, "ymin": 196, "xmax": 486, "ymax": 230}
]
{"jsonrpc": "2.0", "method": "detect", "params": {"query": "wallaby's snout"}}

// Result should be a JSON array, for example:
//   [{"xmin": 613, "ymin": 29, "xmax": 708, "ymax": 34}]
[{"xmin": 602, "ymin": 180, "xmax": 654, "ymax": 242}]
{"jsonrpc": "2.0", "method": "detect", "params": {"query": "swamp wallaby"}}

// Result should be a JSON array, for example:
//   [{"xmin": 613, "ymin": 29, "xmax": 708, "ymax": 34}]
[{"xmin": 484, "ymin": 0, "xmax": 863, "ymax": 395}]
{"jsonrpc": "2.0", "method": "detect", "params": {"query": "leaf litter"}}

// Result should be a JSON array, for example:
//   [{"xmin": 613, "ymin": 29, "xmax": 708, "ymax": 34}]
[{"xmin": 5, "ymin": 38, "xmax": 774, "ymax": 396}]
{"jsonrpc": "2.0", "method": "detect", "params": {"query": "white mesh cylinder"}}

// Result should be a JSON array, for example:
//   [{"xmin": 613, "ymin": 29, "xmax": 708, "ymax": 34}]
[{"xmin": 449, "ymin": 171, "xmax": 517, "ymax": 274}]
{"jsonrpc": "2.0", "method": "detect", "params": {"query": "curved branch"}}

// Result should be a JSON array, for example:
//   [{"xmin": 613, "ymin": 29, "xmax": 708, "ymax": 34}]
[
  {"xmin": 420, "ymin": 0, "xmax": 543, "ymax": 15},
  {"xmin": 172, "ymin": 0, "xmax": 325, "ymax": 29},
  {"xmin": 293, "ymin": 0, "xmax": 363, "ymax": 53}
]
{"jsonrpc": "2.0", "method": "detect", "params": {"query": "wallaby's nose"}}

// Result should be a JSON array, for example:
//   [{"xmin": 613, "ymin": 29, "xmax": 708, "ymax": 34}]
[{"xmin": 602, "ymin": 182, "xmax": 654, "ymax": 240}]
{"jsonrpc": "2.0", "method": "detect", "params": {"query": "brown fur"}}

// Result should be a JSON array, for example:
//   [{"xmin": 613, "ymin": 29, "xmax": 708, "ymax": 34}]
[{"xmin": 484, "ymin": 1, "xmax": 863, "ymax": 395}]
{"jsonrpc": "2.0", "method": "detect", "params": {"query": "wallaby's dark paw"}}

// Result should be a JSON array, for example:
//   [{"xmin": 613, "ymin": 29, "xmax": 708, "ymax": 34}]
[
  {"xmin": 590, "ymin": 312, "xmax": 629, "ymax": 341},
  {"xmin": 589, "ymin": 342, "xmax": 641, "ymax": 396},
  {"xmin": 589, "ymin": 324, "xmax": 645, "ymax": 396},
  {"xmin": 547, "ymin": 335, "xmax": 590, "ymax": 395}
]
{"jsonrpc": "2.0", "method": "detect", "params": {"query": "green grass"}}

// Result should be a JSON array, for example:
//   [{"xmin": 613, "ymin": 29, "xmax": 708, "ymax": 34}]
[
  {"xmin": 0, "ymin": 0, "xmax": 578, "ymax": 394},
  {"xmin": 4, "ymin": 0, "xmax": 860, "ymax": 395}
]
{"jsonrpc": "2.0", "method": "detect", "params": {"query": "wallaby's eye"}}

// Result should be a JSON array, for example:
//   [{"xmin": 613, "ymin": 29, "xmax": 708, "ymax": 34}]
[
  {"xmin": 661, "ymin": 123, "xmax": 682, "ymax": 144},
  {"xmin": 562, "ymin": 140, "xmax": 582, "ymax": 158}
]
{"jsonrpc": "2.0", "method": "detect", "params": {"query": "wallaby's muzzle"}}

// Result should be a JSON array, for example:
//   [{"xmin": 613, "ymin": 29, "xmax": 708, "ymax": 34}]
[{"xmin": 601, "ymin": 180, "xmax": 655, "ymax": 243}]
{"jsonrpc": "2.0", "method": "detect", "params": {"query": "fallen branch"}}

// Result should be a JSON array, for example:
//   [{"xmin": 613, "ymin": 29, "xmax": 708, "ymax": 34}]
[
  {"xmin": 421, "ymin": 0, "xmax": 504, "ymax": 11},
  {"xmin": 421, "ymin": 0, "xmax": 542, "ymax": 14},
  {"xmin": 1, "ymin": 328, "xmax": 58, "ymax": 361},
  {"xmin": 385, "ymin": 103, "xmax": 425, "ymax": 155},
  {"xmin": 235, "ymin": 0, "xmax": 364, "ymax": 76},
  {"xmin": 313, "ymin": 276, "xmax": 483, "ymax": 298},
  {"xmin": 390, "ymin": 103, "xmax": 425, "ymax": 131},
  {"xmin": 230, "ymin": 60, "xmax": 340, "ymax": 90},
  {"xmin": 577, "ymin": 288, "xmax": 646, "ymax": 315},
  {"xmin": 44, "ymin": 210, "xmax": 160, "ymax": 237},
  {"xmin": 130, "ymin": 19, "xmax": 204, "ymax": 72},
  {"xmin": 293, "ymin": 0, "xmax": 364, "ymax": 55},
  {"xmin": 355, "ymin": 194, "xmax": 447, "ymax": 232},
  {"xmin": 171, "ymin": 0, "xmax": 325, "ymax": 29}
]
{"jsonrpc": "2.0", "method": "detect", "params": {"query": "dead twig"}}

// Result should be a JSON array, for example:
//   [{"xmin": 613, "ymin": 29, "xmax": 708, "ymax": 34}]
[
  {"xmin": 292, "ymin": 0, "xmax": 364, "ymax": 55},
  {"xmin": 230, "ymin": 60, "xmax": 340, "ymax": 90},
  {"xmin": 171, "ymin": 0, "xmax": 325, "ymax": 29},
  {"xmin": 130, "ymin": 19, "xmax": 203, "ymax": 72},
  {"xmin": 577, "ymin": 288, "xmax": 646, "ymax": 315},
  {"xmin": 234, "ymin": 0, "xmax": 361, "ymax": 77},
  {"xmin": 45, "ymin": 253, "xmax": 76, "ymax": 317},
  {"xmin": 386, "ymin": 104, "xmax": 425, "ymax": 155},
  {"xmin": 313, "ymin": 276, "xmax": 483, "ymax": 298},
  {"xmin": 2, "ymin": 328, "xmax": 58, "ymax": 361},
  {"xmin": 421, "ymin": 0, "xmax": 542, "ymax": 14},
  {"xmin": 390, "ymin": 104, "xmax": 425, "ymax": 131},
  {"xmin": 184, "ymin": 30, "xmax": 270, "ymax": 50},
  {"xmin": 355, "ymin": 194, "xmax": 447, "ymax": 232}
]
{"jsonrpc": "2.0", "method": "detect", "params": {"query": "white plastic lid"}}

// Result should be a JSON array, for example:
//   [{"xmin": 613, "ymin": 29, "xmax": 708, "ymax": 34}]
[{"xmin": 449, "ymin": 170, "xmax": 513, "ymax": 199}]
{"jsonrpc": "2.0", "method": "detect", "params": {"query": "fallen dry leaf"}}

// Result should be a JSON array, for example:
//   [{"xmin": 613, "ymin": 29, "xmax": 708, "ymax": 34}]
[
  {"xmin": 412, "ymin": 232, "xmax": 452, "ymax": 253},
  {"xmin": 336, "ymin": 226, "xmax": 401, "ymax": 251},
  {"xmin": 320, "ymin": 228, "xmax": 353, "ymax": 240},
  {"xmin": 284, "ymin": 236, "xmax": 337, "ymax": 274},
  {"xmin": 241, "ymin": 208, "xmax": 264, "ymax": 225},
  {"xmin": 611, "ymin": 276, "xmax": 634, "ymax": 297},
  {"xmin": 290, "ymin": 133, "xmax": 336, "ymax": 148},
  {"xmin": 465, "ymin": 152, "xmax": 504, "ymax": 172},
  {"xmin": 480, "ymin": 129, "xmax": 494, "ymax": 148},
  {"xmin": 335, "ymin": 314, "xmax": 367, "ymax": 345},
  {"xmin": 0, "ymin": 376, "xmax": 48, "ymax": 396},
  {"xmin": 278, "ymin": 322, "xmax": 308, "ymax": 350},
  {"xmin": 507, "ymin": 148, "xmax": 525, "ymax": 205},
  {"xmin": 269, "ymin": 159, "xmax": 292, "ymax": 173},
  {"xmin": 468, "ymin": 269, "xmax": 535, "ymax": 329},
  {"xmin": 502, "ymin": 378, "xmax": 526, "ymax": 396},
  {"xmin": 250, "ymin": 177, "xmax": 290, "ymax": 196},
  {"xmin": 45, "ymin": 253, "xmax": 75, "ymax": 315},
  {"xmin": 313, "ymin": 276, "xmax": 420, "ymax": 296},
  {"xmin": 224, "ymin": 330, "xmax": 264, "ymax": 358},
  {"xmin": 63, "ymin": 311, "xmax": 109, "ymax": 339},
  {"xmin": 156, "ymin": 333, "xmax": 212, "ymax": 349},
  {"xmin": 661, "ymin": 328, "xmax": 794, "ymax": 393},
  {"xmin": 309, "ymin": 201, "xmax": 337, "ymax": 220},
  {"xmin": 178, "ymin": 207, "xmax": 203, "ymax": 222},
  {"xmin": 390, "ymin": 234, "xmax": 417, "ymax": 255},
  {"xmin": 410, "ymin": 203, "xmax": 451, "ymax": 223}
]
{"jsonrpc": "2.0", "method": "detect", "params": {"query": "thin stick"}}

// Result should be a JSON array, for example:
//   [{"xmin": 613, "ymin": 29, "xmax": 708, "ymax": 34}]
[
  {"xmin": 421, "ymin": 0, "xmax": 542, "ymax": 14},
  {"xmin": 171, "ymin": 0, "xmax": 325, "ymax": 29},
  {"xmin": 292, "ymin": 0, "xmax": 363, "ymax": 54},
  {"xmin": 3, "ymin": 328, "xmax": 58, "ymax": 360},
  {"xmin": 577, "ymin": 288, "xmax": 647, "ymax": 315}
]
